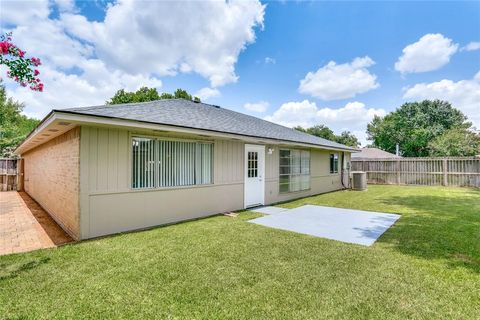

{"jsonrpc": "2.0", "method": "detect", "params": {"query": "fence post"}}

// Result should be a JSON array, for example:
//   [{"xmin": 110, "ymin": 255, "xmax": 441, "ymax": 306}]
[
  {"xmin": 443, "ymin": 158, "xmax": 448, "ymax": 186},
  {"xmin": 16, "ymin": 158, "xmax": 24, "ymax": 191},
  {"xmin": 396, "ymin": 159, "xmax": 401, "ymax": 185}
]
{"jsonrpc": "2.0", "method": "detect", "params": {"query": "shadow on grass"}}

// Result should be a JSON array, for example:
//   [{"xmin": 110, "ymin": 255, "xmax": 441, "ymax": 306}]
[
  {"xmin": 353, "ymin": 218, "xmax": 400, "ymax": 244},
  {"xmin": 0, "ymin": 257, "xmax": 50, "ymax": 281},
  {"xmin": 377, "ymin": 189, "xmax": 480, "ymax": 273}
]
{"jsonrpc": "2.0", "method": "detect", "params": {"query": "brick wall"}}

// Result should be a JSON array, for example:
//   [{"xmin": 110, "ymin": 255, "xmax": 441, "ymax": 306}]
[{"xmin": 23, "ymin": 127, "xmax": 80, "ymax": 239}]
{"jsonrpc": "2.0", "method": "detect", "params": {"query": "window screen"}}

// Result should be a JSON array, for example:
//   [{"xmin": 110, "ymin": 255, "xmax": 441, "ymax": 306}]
[
  {"xmin": 279, "ymin": 149, "xmax": 310, "ymax": 193},
  {"xmin": 132, "ymin": 137, "xmax": 213, "ymax": 189}
]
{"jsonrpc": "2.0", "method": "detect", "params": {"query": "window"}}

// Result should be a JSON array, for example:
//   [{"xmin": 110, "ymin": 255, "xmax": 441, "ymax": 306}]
[
  {"xmin": 132, "ymin": 138, "xmax": 156, "ymax": 189},
  {"xmin": 330, "ymin": 153, "xmax": 339, "ymax": 174},
  {"xmin": 132, "ymin": 137, "xmax": 213, "ymax": 189},
  {"xmin": 279, "ymin": 149, "xmax": 310, "ymax": 193},
  {"xmin": 247, "ymin": 151, "xmax": 258, "ymax": 178}
]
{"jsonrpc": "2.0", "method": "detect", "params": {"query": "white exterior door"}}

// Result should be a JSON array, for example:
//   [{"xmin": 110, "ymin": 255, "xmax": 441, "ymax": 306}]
[{"xmin": 244, "ymin": 144, "xmax": 265, "ymax": 208}]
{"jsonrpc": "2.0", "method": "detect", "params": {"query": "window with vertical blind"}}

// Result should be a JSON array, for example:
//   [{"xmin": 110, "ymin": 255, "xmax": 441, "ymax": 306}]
[
  {"xmin": 279, "ymin": 149, "xmax": 310, "ymax": 193},
  {"xmin": 132, "ymin": 137, "xmax": 213, "ymax": 189},
  {"xmin": 132, "ymin": 138, "xmax": 156, "ymax": 189}
]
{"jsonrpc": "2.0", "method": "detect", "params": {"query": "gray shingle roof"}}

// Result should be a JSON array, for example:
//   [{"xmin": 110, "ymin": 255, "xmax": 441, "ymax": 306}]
[
  {"xmin": 57, "ymin": 99, "xmax": 355, "ymax": 151},
  {"xmin": 351, "ymin": 147, "xmax": 401, "ymax": 159}
]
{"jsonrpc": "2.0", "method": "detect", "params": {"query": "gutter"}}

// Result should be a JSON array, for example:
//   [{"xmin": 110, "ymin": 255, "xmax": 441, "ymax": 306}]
[{"xmin": 14, "ymin": 111, "xmax": 56, "ymax": 155}]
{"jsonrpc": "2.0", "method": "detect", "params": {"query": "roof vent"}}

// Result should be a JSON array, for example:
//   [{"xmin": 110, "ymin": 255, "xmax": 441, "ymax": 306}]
[{"xmin": 48, "ymin": 129, "xmax": 59, "ymax": 132}]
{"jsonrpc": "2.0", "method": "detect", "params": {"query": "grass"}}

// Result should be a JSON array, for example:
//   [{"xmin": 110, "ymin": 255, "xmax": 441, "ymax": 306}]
[{"xmin": 1, "ymin": 185, "xmax": 479, "ymax": 319}]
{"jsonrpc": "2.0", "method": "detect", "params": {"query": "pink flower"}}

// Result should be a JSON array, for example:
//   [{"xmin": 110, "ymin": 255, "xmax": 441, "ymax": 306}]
[
  {"xmin": 34, "ymin": 69, "xmax": 40, "ymax": 76},
  {"xmin": 31, "ymin": 57, "xmax": 41, "ymax": 66},
  {"xmin": 0, "ymin": 41, "xmax": 11, "ymax": 55},
  {"xmin": 18, "ymin": 50, "xmax": 25, "ymax": 58},
  {"xmin": 20, "ymin": 82, "xmax": 27, "ymax": 87}
]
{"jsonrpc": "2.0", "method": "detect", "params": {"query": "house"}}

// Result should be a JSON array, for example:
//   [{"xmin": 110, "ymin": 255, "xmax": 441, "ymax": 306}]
[
  {"xmin": 351, "ymin": 147, "xmax": 401, "ymax": 160},
  {"xmin": 15, "ymin": 99, "xmax": 357, "ymax": 240}
]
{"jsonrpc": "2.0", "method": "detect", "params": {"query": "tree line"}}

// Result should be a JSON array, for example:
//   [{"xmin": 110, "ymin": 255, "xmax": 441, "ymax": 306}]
[
  {"xmin": 294, "ymin": 125, "xmax": 360, "ymax": 148},
  {"xmin": 0, "ymin": 83, "xmax": 40, "ymax": 157},
  {"xmin": 294, "ymin": 100, "xmax": 479, "ymax": 157},
  {"xmin": 107, "ymin": 87, "xmax": 200, "ymax": 105},
  {"xmin": 1, "ymin": 83, "xmax": 479, "ymax": 157},
  {"xmin": 366, "ymin": 100, "xmax": 479, "ymax": 157}
]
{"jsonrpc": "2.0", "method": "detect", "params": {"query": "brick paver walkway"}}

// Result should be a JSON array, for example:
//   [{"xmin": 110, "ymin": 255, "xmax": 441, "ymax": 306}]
[{"xmin": 0, "ymin": 191, "xmax": 73, "ymax": 256}]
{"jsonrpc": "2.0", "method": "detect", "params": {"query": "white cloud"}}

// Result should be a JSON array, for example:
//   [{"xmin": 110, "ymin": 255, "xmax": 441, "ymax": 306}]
[
  {"xmin": 195, "ymin": 87, "xmax": 220, "ymax": 101},
  {"xmin": 8, "ymin": 16, "xmax": 94, "ymax": 70},
  {"xmin": 460, "ymin": 41, "xmax": 480, "ymax": 52},
  {"xmin": 244, "ymin": 101, "xmax": 269, "ymax": 113},
  {"xmin": 265, "ymin": 100, "xmax": 386, "ymax": 146},
  {"xmin": 298, "ymin": 56, "xmax": 379, "ymax": 101},
  {"xmin": 0, "ymin": 0, "xmax": 50, "ymax": 25},
  {"xmin": 0, "ymin": 0, "xmax": 265, "ymax": 118},
  {"xmin": 62, "ymin": 0, "xmax": 265, "ymax": 87},
  {"xmin": 395, "ymin": 33, "xmax": 458, "ymax": 73},
  {"xmin": 54, "ymin": 0, "xmax": 76, "ymax": 13},
  {"xmin": 5, "ymin": 61, "xmax": 162, "ymax": 119},
  {"xmin": 264, "ymin": 57, "xmax": 276, "ymax": 64},
  {"xmin": 403, "ymin": 71, "xmax": 480, "ymax": 128}
]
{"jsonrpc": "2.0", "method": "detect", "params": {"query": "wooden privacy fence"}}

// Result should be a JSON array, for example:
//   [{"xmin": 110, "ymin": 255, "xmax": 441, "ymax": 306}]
[
  {"xmin": 351, "ymin": 157, "xmax": 480, "ymax": 188},
  {"xmin": 0, "ymin": 158, "xmax": 22, "ymax": 191}
]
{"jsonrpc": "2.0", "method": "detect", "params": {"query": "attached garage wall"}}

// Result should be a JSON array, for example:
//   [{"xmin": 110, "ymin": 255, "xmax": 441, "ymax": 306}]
[{"xmin": 23, "ymin": 127, "xmax": 80, "ymax": 239}]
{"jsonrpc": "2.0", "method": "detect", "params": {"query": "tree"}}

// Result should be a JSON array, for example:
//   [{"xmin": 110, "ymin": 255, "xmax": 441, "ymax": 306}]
[
  {"xmin": 294, "ymin": 125, "xmax": 360, "ymax": 147},
  {"xmin": 295, "ymin": 125, "xmax": 336, "ymax": 141},
  {"xmin": 428, "ymin": 128, "xmax": 480, "ymax": 157},
  {"xmin": 0, "ymin": 33, "xmax": 43, "ymax": 91},
  {"xmin": 107, "ymin": 87, "xmax": 160, "ymax": 104},
  {"xmin": 0, "ymin": 82, "xmax": 40, "ymax": 157},
  {"xmin": 293, "ymin": 126, "xmax": 306, "ymax": 133},
  {"xmin": 336, "ymin": 131, "xmax": 360, "ymax": 148},
  {"xmin": 172, "ymin": 88, "xmax": 192, "ymax": 100},
  {"xmin": 107, "ymin": 87, "xmax": 200, "ymax": 105},
  {"xmin": 366, "ymin": 100, "xmax": 470, "ymax": 157}
]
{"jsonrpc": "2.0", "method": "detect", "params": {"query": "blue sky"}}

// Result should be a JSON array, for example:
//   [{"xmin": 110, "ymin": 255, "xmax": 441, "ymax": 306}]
[{"xmin": 1, "ymin": 0, "xmax": 479, "ymax": 145}]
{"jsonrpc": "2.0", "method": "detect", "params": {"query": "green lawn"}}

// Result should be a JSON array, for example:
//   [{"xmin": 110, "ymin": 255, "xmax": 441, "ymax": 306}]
[{"xmin": 1, "ymin": 185, "xmax": 479, "ymax": 319}]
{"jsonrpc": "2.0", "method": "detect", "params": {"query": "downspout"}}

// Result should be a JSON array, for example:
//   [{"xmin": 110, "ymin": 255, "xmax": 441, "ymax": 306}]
[{"xmin": 340, "ymin": 152, "xmax": 349, "ymax": 189}]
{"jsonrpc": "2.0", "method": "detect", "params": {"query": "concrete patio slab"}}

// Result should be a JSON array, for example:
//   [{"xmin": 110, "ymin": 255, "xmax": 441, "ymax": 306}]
[
  {"xmin": 248, "ymin": 206, "xmax": 289, "ymax": 215},
  {"xmin": 249, "ymin": 205, "xmax": 400, "ymax": 246}
]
